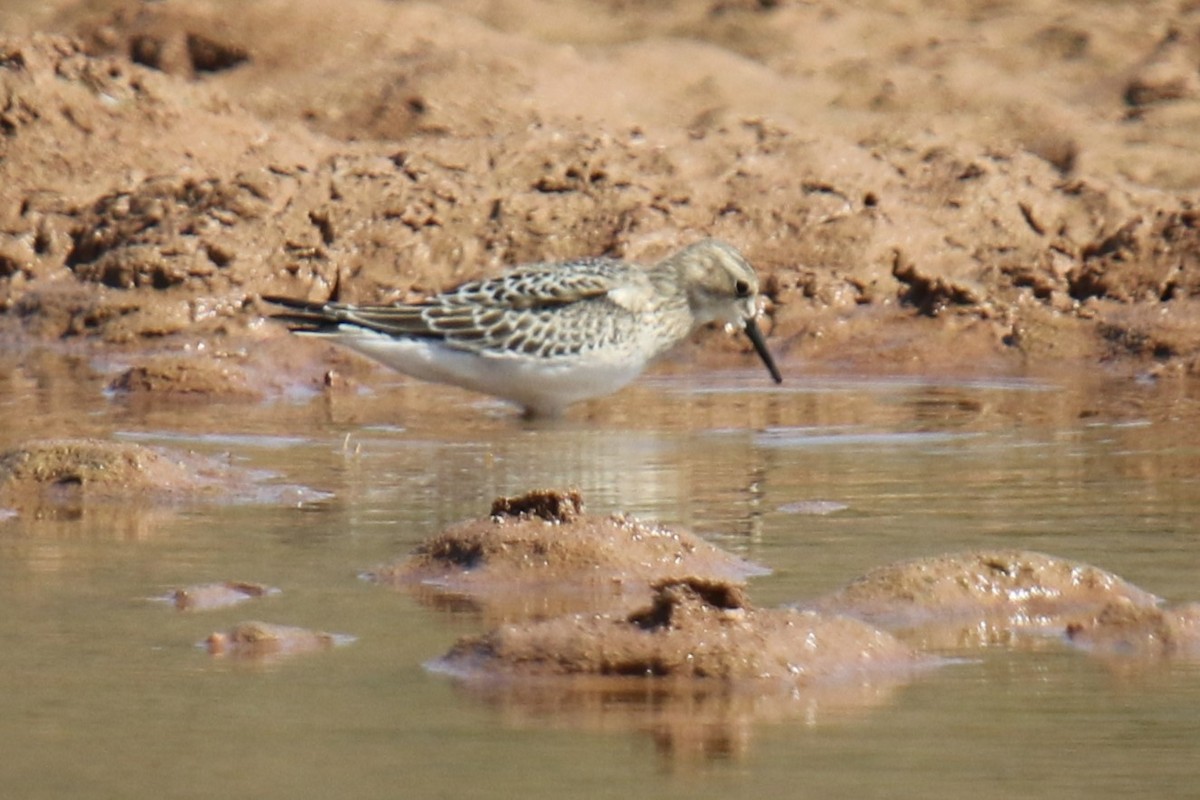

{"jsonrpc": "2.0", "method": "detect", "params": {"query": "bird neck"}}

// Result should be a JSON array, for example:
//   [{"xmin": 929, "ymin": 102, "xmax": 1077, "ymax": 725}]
[{"xmin": 644, "ymin": 263, "xmax": 690, "ymax": 318}]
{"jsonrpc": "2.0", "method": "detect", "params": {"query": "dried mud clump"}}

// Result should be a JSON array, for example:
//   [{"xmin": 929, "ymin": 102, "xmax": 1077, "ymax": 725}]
[
  {"xmin": 490, "ymin": 488, "xmax": 584, "ymax": 523},
  {"xmin": 365, "ymin": 490, "xmax": 767, "ymax": 618},
  {"xmin": 438, "ymin": 578, "xmax": 927, "ymax": 683},
  {"xmin": 808, "ymin": 550, "xmax": 1163, "ymax": 647},
  {"xmin": 1066, "ymin": 599, "xmax": 1200, "ymax": 658},
  {"xmin": 204, "ymin": 621, "xmax": 353, "ymax": 659}
]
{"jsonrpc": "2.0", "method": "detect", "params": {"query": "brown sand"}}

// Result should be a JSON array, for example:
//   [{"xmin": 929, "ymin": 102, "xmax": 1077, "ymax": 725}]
[{"xmin": 2, "ymin": 1, "xmax": 1200, "ymax": 386}]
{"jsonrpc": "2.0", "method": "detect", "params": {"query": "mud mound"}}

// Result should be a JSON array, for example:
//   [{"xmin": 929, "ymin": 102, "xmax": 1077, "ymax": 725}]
[
  {"xmin": 1, "ymin": 438, "xmax": 217, "ymax": 498},
  {"xmin": 163, "ymin": 581, "xmax": 280, "ymax": 612},
  {"xmin": 439, "ymin": 578, "xmax": 928, "ymax": 683},
  {"xmin": 1066, "ymin": 599, "xmax": 1200, "ymax": 659},
  {"xmin": 807, "ymin": 550, "xmax": 1163, "ymax": 648},
  {"xmin": 366, "ymin": 489, "xmax": 768, "ymax": 619},
  {"xmin": 0, "ymin": 437, "xmax": 310, "ymax": 509},
  {"xmin": 204, "ymin": 621, "xmax": 354, "ymax": 659}
]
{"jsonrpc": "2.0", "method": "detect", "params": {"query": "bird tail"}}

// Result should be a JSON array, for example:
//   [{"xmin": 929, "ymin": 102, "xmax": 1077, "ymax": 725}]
[
  {"xmin": 261, "ymin": 268, "xmax": 347, "ymax": 332},
  {"xmin": 260, "ymin": 295, "xmax": 343, "ymax": 333}
]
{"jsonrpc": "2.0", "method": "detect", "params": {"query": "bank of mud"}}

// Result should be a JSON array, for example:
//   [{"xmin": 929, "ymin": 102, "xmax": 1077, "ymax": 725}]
[{"xmin": 1, "ymin": 0, "xmax": 1199, "ymax": 385}]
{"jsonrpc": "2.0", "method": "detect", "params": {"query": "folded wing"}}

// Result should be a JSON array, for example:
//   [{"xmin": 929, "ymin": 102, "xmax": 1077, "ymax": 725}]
[{"xmin": 264, "ymin": 259, "xmax": 639, "ymax": 358}]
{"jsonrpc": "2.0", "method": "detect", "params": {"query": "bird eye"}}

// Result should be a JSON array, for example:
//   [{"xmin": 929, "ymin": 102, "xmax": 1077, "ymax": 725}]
[{"xmin": 734, "ymin": 279, "xmax": 751, "ymax": 298}]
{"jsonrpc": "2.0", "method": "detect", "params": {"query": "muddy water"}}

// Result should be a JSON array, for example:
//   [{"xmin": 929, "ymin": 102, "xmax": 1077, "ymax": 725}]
[{"xmin": 2, "ymin": 351, "xmax": 1200, "ymax": 798}]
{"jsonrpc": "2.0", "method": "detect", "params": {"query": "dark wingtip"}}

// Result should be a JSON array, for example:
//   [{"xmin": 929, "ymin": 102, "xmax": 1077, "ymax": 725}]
[
  {"xmin": 744, "ymin": 317, "xmax": 782, "ymax": 384},
  {"xmin": 261, "ymin": 294, "xmax": 323, "ymax": 312},
  {"xmin": 260, "ymin": 295, "xmax": 340, "ymax": 332},
  {"xmin": 262, "ymin": 268, "xmax": 345, "ymax": 330}
]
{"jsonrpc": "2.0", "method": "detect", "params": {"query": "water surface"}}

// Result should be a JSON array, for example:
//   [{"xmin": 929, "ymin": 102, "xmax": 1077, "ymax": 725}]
[{"xmin": 2, "ymin": 353, "xmax": 1199, "ymax": 798}]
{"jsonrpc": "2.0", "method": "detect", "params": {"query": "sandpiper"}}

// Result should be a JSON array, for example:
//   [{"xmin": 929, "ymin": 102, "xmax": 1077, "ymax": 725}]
[{"xmin": 264, "ymin": 239, "xmax": 782, "ymax": 417}]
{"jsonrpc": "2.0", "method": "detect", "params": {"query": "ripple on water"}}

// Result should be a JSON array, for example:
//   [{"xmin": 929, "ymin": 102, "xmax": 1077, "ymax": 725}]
[
  {"xmin": 755, "ymin": 427, "xmax": 981, "ymax": 449},
  {"xmin": 777, "ymin": 500, "xmax": 850, "ymax": 515},
  {"xmin": 114, "ymin": 430, "xmax": 314, "ymax": 449}
]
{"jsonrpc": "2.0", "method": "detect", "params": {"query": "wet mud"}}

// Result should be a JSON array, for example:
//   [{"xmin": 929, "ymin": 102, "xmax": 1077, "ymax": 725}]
[
  {"xmin": 0, "ymin": 438, "xmax": 236, "ymax": 506},
  {"xmin": 1066, "ymin": 600, "xmax": 1200, "ymax": 659},
  {"xmin": 163, "ymin": 581, "xmax": 280, "ymax": 612},
  {"xmin": 108, "ymin": 355, "xmax": 263, "ymax": 402},
  {"xmin": 0, "ymin": 437, "xmax": 322, "ymax": 513},
  {"xmin": 371, "ymin": 491, "xmax": 1200, "ymax": 735},
  {"xmin": 2, "ymin": 1, "xmax": 1200, "ymax": 383},
  {"xmin": 365, "ymin": 489, "xmax": 769, "ymax": 619},
  {"xmin": 438, "ymin": 577, "xmax": 929, "ymax": 682},
  {"xmin": 806, "ymin": 549, "xmax": 1165, "ymax": 649},
  {"xmin": 434, "ymin": 577, "xmax": 932, "ymax": 752},
  {"xmin": 204, "ymin": 621, "xmax": 354, "ymax": 660},
  {"xmin": 3, "ymin": 0, "xmax": 1200, "ymax": 765}
]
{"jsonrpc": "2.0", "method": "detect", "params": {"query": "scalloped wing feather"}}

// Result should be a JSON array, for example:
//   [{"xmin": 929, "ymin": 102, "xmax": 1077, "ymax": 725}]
[{"xmin": 319, "ymin": 259, "xmax": 652, "ymax": 357}]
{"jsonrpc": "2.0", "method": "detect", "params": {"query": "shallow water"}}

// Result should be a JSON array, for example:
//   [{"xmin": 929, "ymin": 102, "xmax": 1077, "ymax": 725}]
[{"xmin": 2, "ymin": 351, "xmax": 1200, "ymax": 798}]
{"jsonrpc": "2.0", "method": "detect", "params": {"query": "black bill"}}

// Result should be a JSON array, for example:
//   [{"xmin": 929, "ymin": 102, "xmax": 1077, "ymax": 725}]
[{"xmin": 743, "ymin": 317, "xmax": 782, "ymax": 384}]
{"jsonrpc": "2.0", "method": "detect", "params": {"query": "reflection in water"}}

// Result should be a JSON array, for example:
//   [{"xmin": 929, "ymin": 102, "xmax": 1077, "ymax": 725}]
[
  {"xmin": 4, "ymin": 503, "xmax": 175, "ymax": 545},
  {"xmin": 1, "ymin": 351, "xmax": 1199, "ymax": 795},
  {"xmin": 442, "ymin": 670, "xmax": 916, "ymax": 767}
]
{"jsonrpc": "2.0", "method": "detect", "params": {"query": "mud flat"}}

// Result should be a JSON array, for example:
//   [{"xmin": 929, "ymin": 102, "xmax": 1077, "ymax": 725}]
[{"xmin": 3, "ymin": 1, "xmax": 1200, "ymax": 380}]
